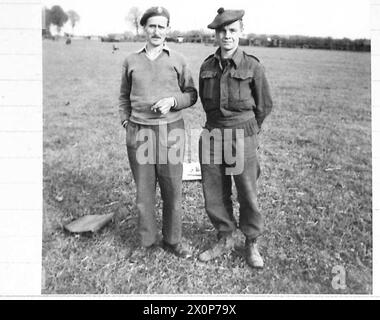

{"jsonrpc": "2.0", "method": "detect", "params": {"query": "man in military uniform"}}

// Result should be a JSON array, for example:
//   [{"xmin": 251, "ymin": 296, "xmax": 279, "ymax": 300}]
[
  {"xmin": 118, "ymin": 6, "xmax": 197, "ymax": 258},
  {"xmin": 198, "ymin": 8, "xmax": 273, "ymax": 268}
]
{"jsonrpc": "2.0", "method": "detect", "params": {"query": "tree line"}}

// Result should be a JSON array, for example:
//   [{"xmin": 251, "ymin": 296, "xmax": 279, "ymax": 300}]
[
  {"xmin": 43, "ymin": 5, "xmax": 370, "ymax": 52},
  {"xmin": 242, "ymin": 34, "xmax": 370, "ymax": 52},
  {"xmin": 127, "ymin": 31, "xmax": 370, "ymax": 52},
  {"xmin": 43, "ymin": 5, "xmax": 80, "ymax": 38},
  {"xmin": 123, "ymin": 7, "xmax": 370, "ymax": 52}
]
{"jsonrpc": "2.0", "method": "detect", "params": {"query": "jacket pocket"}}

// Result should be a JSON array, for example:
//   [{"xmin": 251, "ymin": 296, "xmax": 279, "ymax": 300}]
[
  {"xmin": 200, "ymin": 70, "xmax": 218, "ymax": 99},
  {"xmin": 229, "ymin": 70, "xmax": 253, "ymax": 101}
]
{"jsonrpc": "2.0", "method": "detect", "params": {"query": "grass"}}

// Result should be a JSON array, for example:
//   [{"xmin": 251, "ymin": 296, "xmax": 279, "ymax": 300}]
[{"xmin": 42, "ymin": 40, "xmax": 371, "ymax": 294}]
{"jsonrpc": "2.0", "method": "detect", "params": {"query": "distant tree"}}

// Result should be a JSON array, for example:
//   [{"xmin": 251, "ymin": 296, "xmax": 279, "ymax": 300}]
[
  {"xmin": 126, "ymin": 7, "xmax": 142, "ymax": 36},
  {"xmin": 67, "ymin": 10, "xmax": 80, "ymax": 34},
  {"xmin": 42, "ymin": 7, "xmax": 52, "ymax": 38},
  {"xmin": 49, "ymin": 5, "xmax": 68, "ymax": 35},
  {"xmin": 123, "ymin": 31, "xmax": 135, "ymax": 41},
  {"xmin": 167, "ymin": 30, "xmax": 182, "ymax": 38}
]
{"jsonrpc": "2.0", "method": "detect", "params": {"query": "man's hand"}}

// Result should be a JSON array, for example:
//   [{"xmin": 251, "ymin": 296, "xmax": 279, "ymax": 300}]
[{"xmin": 151, "ymin": 97, "xmax": 176, "ymax": 115}]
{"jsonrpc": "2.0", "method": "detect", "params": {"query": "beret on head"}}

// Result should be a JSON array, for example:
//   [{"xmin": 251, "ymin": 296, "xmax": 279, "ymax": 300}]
[
  {"xmin": 207, "ymin": 7, "xmax": 245, "ymax": 29},
  {"xmin": 140, "ymin": 6, "xmax": 170, "ymax": 26}
]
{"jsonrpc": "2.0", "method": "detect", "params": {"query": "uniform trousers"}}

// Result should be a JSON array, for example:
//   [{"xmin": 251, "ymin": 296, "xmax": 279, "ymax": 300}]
[{"xmin": 199, "ymin": 128, "xmax": 263, "ymax": 240}]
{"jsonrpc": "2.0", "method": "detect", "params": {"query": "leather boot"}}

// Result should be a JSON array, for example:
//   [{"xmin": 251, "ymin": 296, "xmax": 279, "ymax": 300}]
[
  {"xmin": 246, "ymin": 238, "xmax": 264, "ymax": 269},
  {"xmin": 198, "ymin": 234, "xmax": 236, "ymax": 262}
]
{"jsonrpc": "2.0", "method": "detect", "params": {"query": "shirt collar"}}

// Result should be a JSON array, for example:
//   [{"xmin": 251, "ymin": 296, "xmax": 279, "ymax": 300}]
[
  {"xmin": 214, "ymin": 47, "xmax": 243, "ymax": 68},
  {"xmin": 137, "ymin": 43, "xmax": 171, "ymax": 55}
]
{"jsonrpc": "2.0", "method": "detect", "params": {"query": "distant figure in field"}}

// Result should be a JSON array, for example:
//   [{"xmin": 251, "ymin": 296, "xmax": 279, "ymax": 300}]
[
  {"xmin": 65, "ymin": 37, "xmax": 71, "ymax": 45},
  {"xmin": 118, "ymin": 6, "xmax": 197, "ymax": 258},
  {"xmin": 198, "ymin": 8, "xmax": 273, "ymax": 269},
  {"xmin": 112, "ymin": 44, "xmax": 119, "ymax": 53}
]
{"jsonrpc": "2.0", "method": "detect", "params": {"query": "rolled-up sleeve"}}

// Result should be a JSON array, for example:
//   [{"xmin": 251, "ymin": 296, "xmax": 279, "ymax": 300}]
[
  {"xmin": 118, "ymin": 59, "xmax": 132, "ymax": 124},
  {"xmin": 172, "ymin": 59, "xmax": 198, "ymax": 110},
  {"xmin": 252, "ymin": 64, "xmax": 273, "ymax": 128}
]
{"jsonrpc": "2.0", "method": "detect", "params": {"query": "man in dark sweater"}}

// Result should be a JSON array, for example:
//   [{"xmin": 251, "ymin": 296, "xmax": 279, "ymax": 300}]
[
  {"xmin": 198, "ymin": 8, "xmax": 273, "ymax": 268},
  {"xmin": 119, "ymin": 6, "xmax": 197, "ymax": 258}
]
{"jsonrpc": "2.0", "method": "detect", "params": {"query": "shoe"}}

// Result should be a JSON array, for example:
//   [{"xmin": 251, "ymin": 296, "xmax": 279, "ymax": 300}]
[
  {"xmin": 198, "ymin": 234, "xmax": 236, "ymax": 262},
  {"xmin": 246, "ymin": 239, "xmax": 264, "ymax": 269},
  {"xmin": 162, "ymin": 241, "xmax": 192, "ymax": 259}
]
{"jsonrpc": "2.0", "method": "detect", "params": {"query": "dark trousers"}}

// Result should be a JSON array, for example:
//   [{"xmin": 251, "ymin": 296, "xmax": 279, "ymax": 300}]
[
  {"xmin": 199, "ymin": 128, "xmax": 263, "ymax": 240},
  {"xmin": 126, "ymin": 119, "xmax": 184, "ymax": 247}
]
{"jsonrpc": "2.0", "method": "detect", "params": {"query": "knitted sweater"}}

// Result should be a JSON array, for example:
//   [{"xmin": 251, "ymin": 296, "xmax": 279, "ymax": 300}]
[{"xmin": 118, "ymin": 47, "xmax": 197, "ymax": 125}]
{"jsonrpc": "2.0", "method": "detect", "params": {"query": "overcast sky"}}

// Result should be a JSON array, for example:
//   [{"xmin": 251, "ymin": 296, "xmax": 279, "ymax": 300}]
[{"xmin": 42, "ymin": 0, "xmax": 371, "ymax": 39}]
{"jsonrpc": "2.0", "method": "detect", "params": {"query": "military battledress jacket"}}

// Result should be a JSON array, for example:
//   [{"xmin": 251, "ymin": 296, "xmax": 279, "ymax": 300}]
[{"xmin": 199, "ymin": 47, "xmax": 273, "ymax": 134}]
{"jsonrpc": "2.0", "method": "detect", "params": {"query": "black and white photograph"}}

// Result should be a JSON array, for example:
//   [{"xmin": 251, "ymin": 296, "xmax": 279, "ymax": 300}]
[{"xmin": 36, "ymin": 0, "xmax": 374, "ymax": 295}]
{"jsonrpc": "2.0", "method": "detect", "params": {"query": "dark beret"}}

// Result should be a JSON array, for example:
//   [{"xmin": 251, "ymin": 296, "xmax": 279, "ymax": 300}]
[
  {"xmin": 140, "ymin": 6, "xmax": 170, "ymax": 26},
  {"xmin": 207, "ymin": 7, "xmax": 245, "ymax": 29}
]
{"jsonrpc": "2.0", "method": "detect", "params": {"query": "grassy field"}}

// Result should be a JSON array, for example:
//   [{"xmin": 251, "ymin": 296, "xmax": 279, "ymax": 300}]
[{"xmin": 42, "ymin": 39, "xmax": 371, "ymax": 294}]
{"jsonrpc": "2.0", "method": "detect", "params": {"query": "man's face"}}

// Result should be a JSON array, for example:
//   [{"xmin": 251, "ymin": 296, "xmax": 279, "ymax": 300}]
[
  {"xmin": 215, "ymin": 20, "xmax": 242, "ymax": 52},
  {"xmin": 144, "ymin": 16, "xmax": 169, "ymax": 47}
]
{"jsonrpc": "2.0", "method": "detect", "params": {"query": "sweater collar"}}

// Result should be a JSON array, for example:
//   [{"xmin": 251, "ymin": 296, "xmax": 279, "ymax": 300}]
[{"xmin": 137, "ymin": 43, "xmax": 171, "ymax": 55}]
